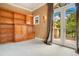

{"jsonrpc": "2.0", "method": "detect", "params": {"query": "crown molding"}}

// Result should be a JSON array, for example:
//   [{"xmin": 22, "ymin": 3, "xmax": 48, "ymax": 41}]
[
  {"xmin": 32, "ymin": 3, "xmax": 46, "ymax": 11},
  {"xmin": 7, "ymin": 3, "xmax": 32, "ymax": 12},
  {"xmin": 7, "ymin": 3, "xmax": 46, "ymax": 12}
]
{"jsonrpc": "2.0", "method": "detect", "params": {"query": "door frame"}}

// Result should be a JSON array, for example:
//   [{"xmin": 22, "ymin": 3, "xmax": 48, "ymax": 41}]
[{"xmin": 53, "ymin": 3, "xmax": 76, "ymax": 49}]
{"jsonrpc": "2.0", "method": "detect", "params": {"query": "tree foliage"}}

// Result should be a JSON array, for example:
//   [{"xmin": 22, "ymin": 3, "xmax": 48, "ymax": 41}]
[
  {"xmin": 54, "ymin": 14, "xmax": 75, "ymax": 38},
  {"xmin": 66, "ymin": 14, "xmax": 76, "ymax": 37}
]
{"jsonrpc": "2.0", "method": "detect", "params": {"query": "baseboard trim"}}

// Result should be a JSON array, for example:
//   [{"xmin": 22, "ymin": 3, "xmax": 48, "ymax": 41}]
[{"xmin": 35, "ymin": 37, "xmax": 45, "ymax": 41}]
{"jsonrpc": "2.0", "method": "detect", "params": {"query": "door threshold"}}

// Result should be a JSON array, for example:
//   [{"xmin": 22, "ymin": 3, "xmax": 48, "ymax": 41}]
[{"xmin": 52, "ymin": 42, "xmax": 76, "ymax": 50}]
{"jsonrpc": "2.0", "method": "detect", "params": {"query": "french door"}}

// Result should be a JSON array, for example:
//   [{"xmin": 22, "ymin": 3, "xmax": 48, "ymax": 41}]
[{"xmin": 53, "ymin": 4, "xmax": 76, "ymax": 49}]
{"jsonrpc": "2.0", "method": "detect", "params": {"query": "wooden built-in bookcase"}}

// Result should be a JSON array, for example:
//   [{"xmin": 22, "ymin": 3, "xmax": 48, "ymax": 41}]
[{"xmin": 0, "ymin": 8, "xmax": 35, "ymax": 43}]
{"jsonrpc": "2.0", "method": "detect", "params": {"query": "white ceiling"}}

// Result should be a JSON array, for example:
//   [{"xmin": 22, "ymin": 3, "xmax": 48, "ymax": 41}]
[{"xmin": 8, "ymin": 3, "xmax": 46, "ymax": 11}]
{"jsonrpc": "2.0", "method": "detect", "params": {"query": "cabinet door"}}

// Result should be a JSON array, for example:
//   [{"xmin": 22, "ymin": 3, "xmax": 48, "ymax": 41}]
[
  {"xmin": 15, "ymin": 25, "xmax": 23, "ymax": 42},
  {"xmin": 26, "ymin": 15, "xmax": 33, "ymax": 25},
  {"xmin": 21, "ymin": 25, "xmax": 27, "ymax": 40},
  {"xmin": 27, "ymin": 26, "xmax": 33, "ymax": 33},
  {"xmin": 27, "ymin": 26, "xmax": 34, "ymax": 39},
  {"xmin": 14, "ymin": 13, "xmax": 25, "ymax": 20},
  {"xmin": 14, "ymin": 19, "xmax": 25, "ymax": 24},
  {"xmin": 0, "ymin": 24, "xmax": 14, "ymax": 43},
  {"xmin": 0, "ymin": 16, "xmax": 13, "ymax": 24}
]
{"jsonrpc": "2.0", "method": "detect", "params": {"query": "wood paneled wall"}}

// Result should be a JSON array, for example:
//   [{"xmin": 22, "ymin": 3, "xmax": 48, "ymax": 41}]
[
  {"xmin": 0, "ymin": 8, "xmax": 35, "ymax": 43},
  {"xmin": 32, "ymin": 4, "xmax": 47, "ymax": 40}
]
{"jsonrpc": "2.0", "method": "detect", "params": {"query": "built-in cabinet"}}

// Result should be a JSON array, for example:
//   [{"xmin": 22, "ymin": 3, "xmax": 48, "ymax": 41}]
[
  {"xmin": 0, "ymin": 9, "xmax": 34, "ymax": 43},
  {"xmin": 0, "ymin": 24, "xmax": 14, "ymax": 43}
]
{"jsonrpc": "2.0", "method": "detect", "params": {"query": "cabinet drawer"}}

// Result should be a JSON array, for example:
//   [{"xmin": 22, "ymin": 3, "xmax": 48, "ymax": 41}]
[
  {"xmin": 14, "ymin": 19, "xmax": 25, "ymax": 24},
  {"xmin": 0, "ymin": 16, "xmax": 13, "ymax": 24},
  {"xmin": 0, "ymin": 9, "xmax": 13, "ymax": 18},
  {"xmin": 0, "ymin": 29, "xmax": 13, "ymax": 34},
  {"xmin": 27, "ymin": 33, "xmax": 34, "ymax": 39},
  {"xmin": 0, "ymin": 24, "xmax": 14, "ymax": 29},
  {"xmin": 14, "ymin": 13, "xmax": 25, "ymax": 20},
  {"xmin": 0, "ymin": 37, "xmax": 13, "ymax": 43},
  {"xmin": 26, "ymin": 15, "xmax": 33, "ymax": 25}
]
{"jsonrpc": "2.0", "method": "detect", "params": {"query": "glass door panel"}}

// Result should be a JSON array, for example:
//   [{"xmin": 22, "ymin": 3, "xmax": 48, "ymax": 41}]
[
  {"xmin": 53, "ymin": 12, "xmax": 61, "ymax": 44},
  {"xmin": 65, "ymin": 7, "xmax": 76, "ymax": 49}
]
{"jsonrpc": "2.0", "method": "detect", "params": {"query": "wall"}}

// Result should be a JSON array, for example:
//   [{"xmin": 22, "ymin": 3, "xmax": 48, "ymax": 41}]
[{"xmin": 32, "ymin": 4, "xmax": 48, "ymax": 40}]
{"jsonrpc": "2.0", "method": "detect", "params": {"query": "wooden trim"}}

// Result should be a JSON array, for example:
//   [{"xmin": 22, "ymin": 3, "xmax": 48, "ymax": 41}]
[
  {"xmin": 0, "ymin": 15, "xmax": 14, "ymax": 19},
  {"xmin": 13, "ymin": 12, "xmax": 15, "ymax": 42},
  {"xmin": 14, "ymin": 18, "xmax": 26, "ymax": 20},
  {"xmin": 26, "ymin": 24, "xmax": 34, "ymax": 26},
  {"xmin": 0, "ymin": 23, "xmax": 14, "ymax": 25}
]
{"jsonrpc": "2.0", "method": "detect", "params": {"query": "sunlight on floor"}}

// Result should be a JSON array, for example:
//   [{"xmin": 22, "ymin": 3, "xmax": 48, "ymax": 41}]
[{"xmin": 0, "ymin": 39, "xmax": 78, "ymax": 56}]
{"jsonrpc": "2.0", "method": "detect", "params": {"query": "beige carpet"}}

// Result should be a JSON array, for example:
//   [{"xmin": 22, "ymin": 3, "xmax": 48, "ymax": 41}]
[{"xmin": 0, "ymin": 39, "xmax": 78, "ymax": 56}]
